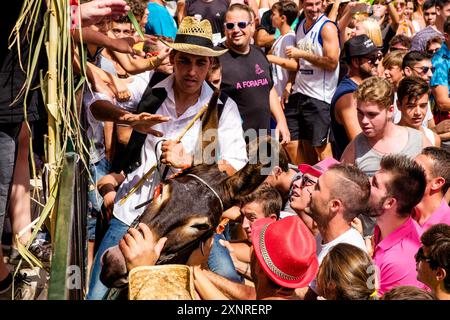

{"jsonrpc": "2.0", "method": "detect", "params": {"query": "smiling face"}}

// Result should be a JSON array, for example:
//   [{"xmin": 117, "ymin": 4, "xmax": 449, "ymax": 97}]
[
  {"xmin": 398, "ymin": 94, "xmax": 429, "ymax": 129},
  {"xmin": 171, "ymin": 51, "xmax": 211, "ymax": 95},
  {"xmin": 303, "ymin": 0, "xmax": 323, "ymax": 22},
  {"xmin": 384, "ymin": 65, "xmax": 404, "ymax": 87},
  {"xmin": 357, "ymin": 101, "xmax": 392, "ymax": 138},
  {"xmin": 224, "ymin": 9, "xmax": 254, "ymax": 52}
]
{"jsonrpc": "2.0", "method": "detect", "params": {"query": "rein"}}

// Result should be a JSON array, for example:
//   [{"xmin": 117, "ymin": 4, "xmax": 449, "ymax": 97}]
[{"xmin": 186, "ymin": 173, "xmax": 224, "ymax": 212}]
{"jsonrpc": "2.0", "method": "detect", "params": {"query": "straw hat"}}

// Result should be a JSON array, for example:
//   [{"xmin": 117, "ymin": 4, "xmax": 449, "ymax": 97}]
[
  {"xmin": 160, "ymin": 17, "xmax": 228, "ymax": 57},
  {"xmin": 128, "ymin": 265, "xmax": 195, "ymax": 300}
]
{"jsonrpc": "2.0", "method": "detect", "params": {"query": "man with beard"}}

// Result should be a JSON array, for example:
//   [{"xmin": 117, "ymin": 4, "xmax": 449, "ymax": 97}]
[
  {"xmin": 370, "ymin": 154, "xmax": 427, "ymax": 295},
  {"xmin": 330, "ymin": 35, "xmax": 382, "ymax": 160},
  {"xmin": 302, "ymin": 163, "xmax": 370, "ymax": 299}
]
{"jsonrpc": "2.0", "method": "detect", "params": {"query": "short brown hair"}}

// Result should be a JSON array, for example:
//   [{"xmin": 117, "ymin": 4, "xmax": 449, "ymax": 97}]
[
  {"xmin": 226, "ymin": 3, "xmax": 255, "ymax": 21},
  {"xmin": 383, "ymin": 49, "xmax": 408, "ymax": 69},
  {"xmin": 420, "ymin": 224, "xmax": 450, "ymax": 292},
  {"xmin": 355, "ymin": 77, "xmax": 394, "ymax": 110},
  {"xmin": 382, "ymin": 286, "xmax": 434, "ymax": 300},
  {"xmin": 272, "ymin": 1, "xmax": 299, "ymax": 26},
  {"xmin": 421, "ymin": 147, "xmax": 450, "ymax": 194},
  {"xmin": 328, "ymin": 164, "xmax": 371, "ymax": 222},
  {"xmin": 240, "ymin": 183, "xmax": 282, "ymax": 219},
  {"xmin": 380, "ymin": 154, "xmax": 426, "ymax": 216},
  {"xmin": 397, "ymin": 76, "xmax": 429, "ymax": 106}
]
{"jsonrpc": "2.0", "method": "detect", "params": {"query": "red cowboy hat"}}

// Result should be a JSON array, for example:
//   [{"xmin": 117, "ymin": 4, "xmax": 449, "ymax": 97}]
[
  {"xmin": 298, "ymin": 157, "xmax": 340, "ymax": 178},
  {"xmin": 251, "ymin": 216, "xmax": 318, "ymax": 289}
]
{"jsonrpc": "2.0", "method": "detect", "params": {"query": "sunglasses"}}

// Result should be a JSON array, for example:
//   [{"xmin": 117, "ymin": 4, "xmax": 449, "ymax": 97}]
[
  {"xmin": 301, "ymin": 175, "xmax": 317, "ymax": 187},
  {"xmin": 415, "ymin": 247, "xmax": 432, "ymax": 264},
  {"xmin": 413, "ymin": 66, "xmax": 435, "ymax": 74},
  {"xmin": 362, "ymin": 52, "xmax": 383, "ymax": 65},
  {"xmin": 427, "ymin": 49, "xmax": 438, "ymax": 55},
  {"xmin": 224, "ymin": 21, "xmax": 252, "ymax": 30}
]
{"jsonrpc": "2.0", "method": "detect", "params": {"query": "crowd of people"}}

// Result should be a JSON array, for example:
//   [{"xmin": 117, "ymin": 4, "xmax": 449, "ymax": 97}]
[{"xmin": 0, "ymin": 0, "xmax": 450, "ymax": 301}]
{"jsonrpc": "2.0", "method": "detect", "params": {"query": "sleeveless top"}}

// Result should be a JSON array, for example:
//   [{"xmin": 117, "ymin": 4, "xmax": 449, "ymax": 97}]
[
  {"xmin": 354, "ymin": 127, "xmax": 423, "ymax": 177},
  {"xmin": 423, "ymin": 127, "xmax": 436, "ymax": 146},
  {"xmin": 330, "ymin": 76, "xmax": 358, "ymax": 159},
  {"xmin": 292, "ymin": 14, "xmax": 339, "ymax": 104}
]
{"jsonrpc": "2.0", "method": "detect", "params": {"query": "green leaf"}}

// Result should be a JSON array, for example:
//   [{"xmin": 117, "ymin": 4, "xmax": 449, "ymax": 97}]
[{"xmin": 128, "ymin": 10, "xmax": 145, "ymax": 41}]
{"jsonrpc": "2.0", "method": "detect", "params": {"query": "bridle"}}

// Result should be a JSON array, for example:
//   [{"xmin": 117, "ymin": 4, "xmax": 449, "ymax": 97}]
[{"xmin": 186, "ymin": 173, "xmax": 224, "ymax": 212}]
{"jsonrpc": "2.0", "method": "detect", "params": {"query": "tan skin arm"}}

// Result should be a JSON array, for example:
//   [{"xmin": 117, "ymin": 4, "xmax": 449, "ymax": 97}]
[
  {"xmin": 73, "ymin": 27, "xmax": 141, "ymax": 55},
  {"xmin": 198, "ymin": 268, "xmax": 257, "ymax": 300},
  {"xmin": 335, "ymin": 93, "xmax": 362, "ymax": 141},
  {"xmin": 266, "ymin": 54, "xmax": 299, "ymax": 72},
  {"xmin": 192, "ymin": 266, "xmax": 230, "ymax": 300},
  {"xmin": 432, "ymin": 85, "xmax": 450, "ymax": 112},
  {"xmin": 340, "ymin": 139, "xmax": 356, "ymax": 164},
  {"xmin": 97, "ymin": 171, "xmax": 126, "ymax": 219},
  {"xmin": 286, "ymin": 22, "xmax": 340, "ymax": 72},
  {"xmin": 254, "ymin": 29, "xmax": 275, "ymax": 49},
  {"xmin": 269, "ymin": 87, "xmax": 291, "ymax": 144},
  {"xmin": 327, "ymin": 0, "xmax": 342, "ymax": 22},
  {"xmin": 86, "ymin": 62, "xmax": 131, "ymax": 102}
]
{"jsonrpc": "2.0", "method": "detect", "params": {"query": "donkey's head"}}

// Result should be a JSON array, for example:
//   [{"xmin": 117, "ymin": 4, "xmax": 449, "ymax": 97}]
[{"xmin": 100, "ymin": 136, "xmax": 279, "ymax": 288}]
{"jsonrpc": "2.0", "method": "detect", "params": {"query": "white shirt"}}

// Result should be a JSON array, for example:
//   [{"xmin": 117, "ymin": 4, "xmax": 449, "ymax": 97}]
[
  {"xmin": 309, "ymin": 227, "xmax": 366, "ymax": 293},
  {"xmin": 83, "ymin": 90, "xmax": 111, "ymax": 164},
  {"xmin": 271, "ymin": 30, "xmax": 296, "ymax": 98},
  {"xmin": 116, "ymin": 71, "xmax": 151, "ymax": 113},
  {"xmin": 113, "ymin": 74, "xmax": 248, "ymax": 226}
]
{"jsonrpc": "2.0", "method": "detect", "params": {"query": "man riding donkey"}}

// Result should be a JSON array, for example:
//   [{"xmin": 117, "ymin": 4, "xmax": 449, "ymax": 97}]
[{"xmin": 84, "ymin": 16, "xmax": 267, "ymax": 300}]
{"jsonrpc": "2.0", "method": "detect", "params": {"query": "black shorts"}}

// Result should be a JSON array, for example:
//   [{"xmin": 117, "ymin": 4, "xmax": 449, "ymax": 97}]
[{"xmin": 284, "ymin": 92, "xmax": 333, "ymax": 147}]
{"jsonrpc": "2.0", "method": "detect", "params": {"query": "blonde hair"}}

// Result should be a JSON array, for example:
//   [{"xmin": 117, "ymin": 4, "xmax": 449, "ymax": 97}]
[
  {"xmin": 317, "ymin": 243, "xmax": 379, "ymax": 300},
  {"xmin": 355, "ymin": 17, "xmax": 383, "ymax": 48},
  {"xmin": 355, "ymin": 76, "xmax": 394, "ymax": 110}
]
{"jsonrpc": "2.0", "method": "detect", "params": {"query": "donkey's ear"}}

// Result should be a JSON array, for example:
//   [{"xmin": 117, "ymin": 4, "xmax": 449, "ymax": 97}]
[{"xmin": 219, "ymin": 135, "xmax": 280, "ymax": 208}]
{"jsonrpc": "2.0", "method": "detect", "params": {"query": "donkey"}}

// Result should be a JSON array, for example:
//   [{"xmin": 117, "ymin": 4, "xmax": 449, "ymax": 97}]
[{"xmin": 99, "ymin": 137, "xmax": 277, "ymax": 289}]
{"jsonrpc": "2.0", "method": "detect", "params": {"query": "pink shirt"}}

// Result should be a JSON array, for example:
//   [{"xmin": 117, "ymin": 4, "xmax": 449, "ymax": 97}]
[
  {"xmin": 415, "ymin": 199, "xmax": 450, "ymax": 231},
  {"xmin": 373, "ymin": 217, "xmax": 425, "ymax": 295}
]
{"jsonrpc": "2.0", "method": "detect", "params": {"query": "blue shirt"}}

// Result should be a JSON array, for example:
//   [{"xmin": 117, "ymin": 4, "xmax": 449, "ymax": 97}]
[
  {"xmin": 431, "ymin": 42, "xmax": 450, "ymax": 90},
  {"xmin": 145, "ymin": 3, "xmax": 177, "ymax": 39}
]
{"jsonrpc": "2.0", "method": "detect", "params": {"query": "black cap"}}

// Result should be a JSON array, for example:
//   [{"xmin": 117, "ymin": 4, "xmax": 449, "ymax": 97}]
[{"xmin": 344, "ymin": 35, "xmax": 378, "ymax": 60}]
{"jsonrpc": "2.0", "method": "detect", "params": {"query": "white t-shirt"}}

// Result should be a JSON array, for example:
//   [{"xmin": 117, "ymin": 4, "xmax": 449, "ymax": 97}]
[
  {"xmin": 83, "ymin": 90, "xmax": 111, "ymax": 164},
  {"xmin": 309, "ymin": 227, "xmax": 366, "ymax": 293},
  {"xmin": 271, "ymin": 30, "xmax": 296, "ymax": 98},
  {"xmin": 116, "ymin": 71, "xmax": 151, "ymax": 113}
]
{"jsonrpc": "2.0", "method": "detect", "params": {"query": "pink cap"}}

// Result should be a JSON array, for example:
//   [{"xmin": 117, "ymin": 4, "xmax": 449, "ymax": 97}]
[{"xmin": 298, "ymin": 158, "xmax": 340, "ymax": 178}]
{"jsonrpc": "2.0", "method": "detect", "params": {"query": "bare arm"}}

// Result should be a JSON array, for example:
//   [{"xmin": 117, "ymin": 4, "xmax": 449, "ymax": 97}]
[
  {"xmin": 340, "ymin": 139, "xmax": 356, "ymax": 164},
  {"xmin": 254, "ymin": 29, "xmax": 275, "ymax": 49},
  {"xmin": 177, "ymin": 0, "xmax": 186, "ymax": 25},
  {"xmin": 269, "ymin": 87, "xmax": 291, "ymax": 144},
  {"xmin": 109, "ymin": 48, "xmax": 169, "ymax": 74},
  {"xmin": 286, "ymin": 23, "xmax": 339, "ymax": 72},
  {"xmin": 193, "ymin": 267, "xmax": 230, "ymax": 300},
  {"xmin": 73, "ymin": 27, "xmax": 139, "ymax": 55},
  {"xmin": 335, "ymin": 93, "xmax": 362, "ymax": 141},
  {"xmin": 432, "ymin": 85, "xmax": 450, "ymax": 112},
  {"xmin": 266, "ymin": 54, "xmax": 298, "ymax": 71},
  {"xmin": 327, "ymin": 0, "xmax": 342, "ymax": 22},
  {"xmin": 387, "ymin": 3, "xmax": 400, "ymax": 30},
  {"xmin": 90, "ymin": 99, "xmax": 169, "ymax": 136},
  {"xmin": 199, "ymin": 268, "xmax": 256, "ymax": 300}
]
